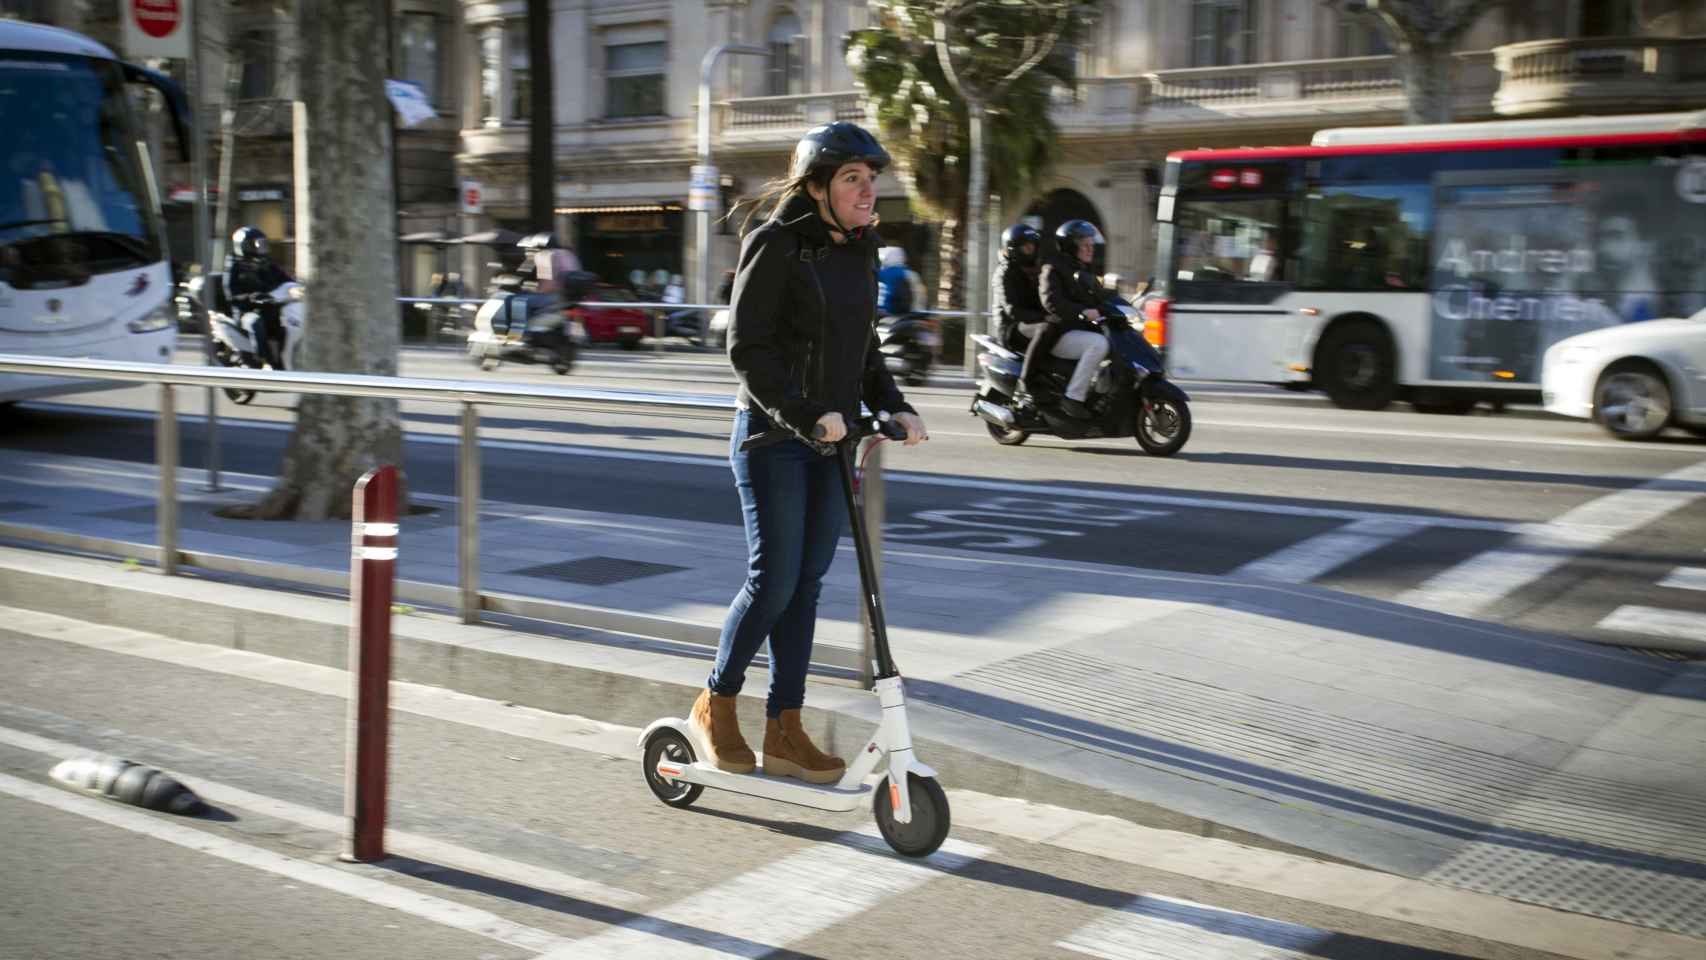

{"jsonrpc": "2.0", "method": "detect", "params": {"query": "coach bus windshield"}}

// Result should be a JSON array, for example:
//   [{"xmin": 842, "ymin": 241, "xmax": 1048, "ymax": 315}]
[{"xmin": 0, "ymin": 50, "xmax": 164, "ymax": 289}]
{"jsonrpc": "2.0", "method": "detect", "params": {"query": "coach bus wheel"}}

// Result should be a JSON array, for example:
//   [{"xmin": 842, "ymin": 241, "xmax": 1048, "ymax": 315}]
[{"xmin": 1317, "ymin": 321, "xmax": 1396, "ymax": 412}]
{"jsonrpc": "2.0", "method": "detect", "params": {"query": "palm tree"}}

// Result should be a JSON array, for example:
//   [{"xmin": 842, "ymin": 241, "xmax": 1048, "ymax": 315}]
[{"xmin": 847, "ymin": 1, "xmax": 1100, "ymax": 338}]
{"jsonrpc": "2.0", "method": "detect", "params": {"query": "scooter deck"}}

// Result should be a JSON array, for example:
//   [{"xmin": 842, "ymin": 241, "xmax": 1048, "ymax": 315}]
[{"xmin": 662, "ymin": 760, "xmax": 874, "ymax": 813}]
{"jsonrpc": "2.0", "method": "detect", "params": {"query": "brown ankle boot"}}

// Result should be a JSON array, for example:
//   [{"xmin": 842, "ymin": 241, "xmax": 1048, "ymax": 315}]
[
  {"xmin": 688, "ymin": 689, "xmax": 755, "ymax": 773},
  {"xmin": 762, "ymin": 709, "xmax": 845, "ymax": 784}
]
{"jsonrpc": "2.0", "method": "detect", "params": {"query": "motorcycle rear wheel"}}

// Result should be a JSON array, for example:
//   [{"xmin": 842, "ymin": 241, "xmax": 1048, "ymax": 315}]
[
  {"xmin": 985, "ymin": 420, "xmax": 1030, "ymax": 446},
  {"xmin": 1134, "ymin": 395, "xmax": 1190, "ymax": 456}
]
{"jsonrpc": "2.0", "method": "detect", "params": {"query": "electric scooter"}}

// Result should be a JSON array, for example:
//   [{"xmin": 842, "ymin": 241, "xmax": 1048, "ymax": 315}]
[{"xmin": 638, "ymin": 413, "xmax": 952, "ymax": 858}]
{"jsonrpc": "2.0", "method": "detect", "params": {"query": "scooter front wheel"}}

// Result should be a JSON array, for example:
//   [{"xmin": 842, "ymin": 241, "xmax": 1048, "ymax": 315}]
[
  {"xmin": 873, "ymin": 773, "xmax": 950, "ymax": 858},
  {"xmin": 642, "ymin": 728, "xmax": 704, "ymax": 808},
  {"xmin": 1134, "ymin": 395, "xmax": 1191, "ymax": 457}
]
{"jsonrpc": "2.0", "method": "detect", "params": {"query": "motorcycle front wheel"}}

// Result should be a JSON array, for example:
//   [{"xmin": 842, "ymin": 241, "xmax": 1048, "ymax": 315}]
[
  {"xmin": 214, "ymin": 346, "xmax": 257, "ymax": 405},
  {"xmin": 1134, "ymin": 395, "xmax": 1191, "ymax": 456}
]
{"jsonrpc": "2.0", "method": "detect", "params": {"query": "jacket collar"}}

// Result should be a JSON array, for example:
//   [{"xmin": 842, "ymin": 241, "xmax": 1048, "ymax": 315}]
[{"xmin": 773, "ymin": 192, "xmax": 881, "ymax": 253}]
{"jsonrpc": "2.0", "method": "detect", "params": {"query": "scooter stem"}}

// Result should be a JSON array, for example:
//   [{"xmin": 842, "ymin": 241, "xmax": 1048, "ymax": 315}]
[{"xmin": 835, "ymin": 441, "xmax": 898, "ymax": 679}]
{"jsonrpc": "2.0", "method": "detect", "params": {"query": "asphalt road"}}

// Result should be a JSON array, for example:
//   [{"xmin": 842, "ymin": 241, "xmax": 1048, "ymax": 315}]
[
  {"xmin": 0, "ymin": 619, "xmax": 1588, "ymax": 960},
  {"xmin": 2, "ymin": 342, "xmax": 1702, "ymax": 653}
]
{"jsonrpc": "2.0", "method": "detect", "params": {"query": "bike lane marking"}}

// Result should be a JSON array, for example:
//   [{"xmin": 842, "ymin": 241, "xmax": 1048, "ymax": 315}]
[{"xmin": 1231, "ymin": 517, "xmax": 1423, "ymax": 584}]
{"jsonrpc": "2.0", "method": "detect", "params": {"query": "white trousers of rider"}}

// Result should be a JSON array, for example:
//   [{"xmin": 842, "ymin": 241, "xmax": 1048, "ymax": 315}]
[{"xmin": 1017, "ymin": 323, "xmax": 1109, "ymax": 402}]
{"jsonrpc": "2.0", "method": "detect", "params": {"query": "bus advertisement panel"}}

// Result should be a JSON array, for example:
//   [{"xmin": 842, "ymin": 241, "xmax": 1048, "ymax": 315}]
[
  {"xmin": 1429, "ymin": 167, "xmax": 1706, "ymax": 384},
  {"xmin": 1148, "ymin": 111, "xmax": 1706, "ymax": 411}
]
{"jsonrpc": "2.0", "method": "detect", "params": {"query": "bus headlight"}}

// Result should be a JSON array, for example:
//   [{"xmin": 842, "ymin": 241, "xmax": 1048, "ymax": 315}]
[{"xmin": 127, "ymin": 303, "xmax": 176, "ymax": 334}]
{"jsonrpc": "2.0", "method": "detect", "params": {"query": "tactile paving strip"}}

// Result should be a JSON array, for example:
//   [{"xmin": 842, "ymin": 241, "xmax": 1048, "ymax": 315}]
[{"xmin": 959, "ymin": 648, "xmax": 1706, "ymax": 936}]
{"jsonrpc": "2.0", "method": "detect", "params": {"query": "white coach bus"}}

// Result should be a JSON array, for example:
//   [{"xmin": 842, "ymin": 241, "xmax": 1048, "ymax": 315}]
[{"xmin": 0, "ymin": 19, "xmax": 189, "ymax": 403}]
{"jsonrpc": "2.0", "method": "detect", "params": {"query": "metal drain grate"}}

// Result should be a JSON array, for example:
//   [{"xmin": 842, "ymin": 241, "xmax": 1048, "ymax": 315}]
[{"xmin": 509, "ymin": 555, "xmax": 689, "ymax": 586}]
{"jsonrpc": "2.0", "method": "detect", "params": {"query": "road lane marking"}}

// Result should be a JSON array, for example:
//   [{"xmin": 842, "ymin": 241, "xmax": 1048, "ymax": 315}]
[
  {"xmin": 0, "ymin": 723, "xmax": 644, "ymax": 908},
  {"xmin": 1659, "ymin": 567, "xmax": 1706, "ymax": 592},
  {"xmin": 1397, "ymin": 459, "xmax": 1706, "ymax": 618},
  {"xmin": 3, "ymin": 607, "xmax": 1686, "ymax": 960},
  {"xmin": 538, "ymin": 829, "xmax": 987, "ymax": 959},
  {"xmin": 0, "ymin": 770, "xmax": 574, "ymax": 954},
  {"xmin": 1597, "ymin": 606, "xmax": 1706, "ymax": 649},
  {"xmin": 1057, "ymin": 894, "xmax": 1471, "ymax": 960},
  {"xmin": 1231, "ymin": 517, "xmax": 1419, "ymax": 584},
  {"xmin": 0, "ymin": 442, "xmax": 1520, "ymax": 530}
]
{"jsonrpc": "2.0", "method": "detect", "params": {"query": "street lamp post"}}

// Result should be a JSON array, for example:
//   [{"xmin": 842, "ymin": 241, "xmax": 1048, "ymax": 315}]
[{"xmin": 694, "ymin": 43, "xmax": 769, "ymax": 312}]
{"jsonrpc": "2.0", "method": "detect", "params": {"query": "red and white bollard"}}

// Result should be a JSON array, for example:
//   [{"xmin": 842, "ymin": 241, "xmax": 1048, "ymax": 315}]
[{"xmin": 343, "ymin": 465, "xmax": 399, "ymax": 862}]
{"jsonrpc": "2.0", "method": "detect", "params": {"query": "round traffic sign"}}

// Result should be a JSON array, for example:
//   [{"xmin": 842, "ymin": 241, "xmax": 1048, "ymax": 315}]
[{"xmin": 132, "ymin": 0, "xmax": 182, "ymax": 40}]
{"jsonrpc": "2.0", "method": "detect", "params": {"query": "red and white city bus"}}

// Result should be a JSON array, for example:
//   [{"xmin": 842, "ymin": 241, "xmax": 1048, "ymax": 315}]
[{"xmin": 1143, "ymin": 110, "xmax": 1706, "ymax": 411}]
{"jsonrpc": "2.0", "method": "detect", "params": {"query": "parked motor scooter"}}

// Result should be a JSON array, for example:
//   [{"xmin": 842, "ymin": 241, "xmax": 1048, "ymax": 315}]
[
  {"xmin": 968, "ymin": 295, "xmax": 1192, "ymax": 456},
  {"xmin": 876, "ymin": 313, "xmax": 938, "ymax": 386},
  {"xmin": 186, "ymin": 271, "xmax": 306, "ymax": 405}
]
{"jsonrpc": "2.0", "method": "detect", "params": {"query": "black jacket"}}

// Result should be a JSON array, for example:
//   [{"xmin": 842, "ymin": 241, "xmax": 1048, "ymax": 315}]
[
  {"xmin": 1040, "ymin": 253, "xmax": 1104, "ymax": 332},
  {"xmin": 993, "ymin": 255, "xmax": 1043, "ymax": 341},
  {"xmin": 727, "ymin": 193, "xmax": 913, "ymax": 436},
  {"xmin": 226, "ymin": 256, "xmax": 293, "ymax": 298}
]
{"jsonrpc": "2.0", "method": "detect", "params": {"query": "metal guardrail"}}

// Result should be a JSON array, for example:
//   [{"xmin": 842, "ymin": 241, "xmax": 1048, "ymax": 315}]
[
  {"xmin": 0, "ymin": 353, "xmax": 888, "ymax": 679},
  {"xmin": 396, "ymin": 296, "xmax": 983, "ymax": 319}
]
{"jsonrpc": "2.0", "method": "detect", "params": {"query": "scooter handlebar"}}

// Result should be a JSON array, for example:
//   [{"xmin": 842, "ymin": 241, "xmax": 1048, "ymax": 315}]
[{"xmin": 812, "ymin": 412, "xmax": 909, "ymax": 444}]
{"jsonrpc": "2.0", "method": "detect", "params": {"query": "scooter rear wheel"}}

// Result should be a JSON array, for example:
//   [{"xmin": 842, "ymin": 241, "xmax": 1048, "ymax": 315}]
[
  {"xmin": 873, "ymin": 772, "xmax": 950, "ymax": 858},
  {"xmin": 984, "ymin": 420, "xmax": 1030, "ymax": 446},
  {"xmin": 642, "ymin": 728, "xmax": 704, "ymax": 808}
]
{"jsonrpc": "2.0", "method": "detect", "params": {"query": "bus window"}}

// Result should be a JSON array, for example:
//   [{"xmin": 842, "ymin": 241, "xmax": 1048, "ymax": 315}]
[
  {"xmin": 1298, "ymin": 183, "xmax": 1430, "ymax": 291},
  {"xmin": 1170, "ymin": 197, "xmax": 1286, "ymax": 285}
]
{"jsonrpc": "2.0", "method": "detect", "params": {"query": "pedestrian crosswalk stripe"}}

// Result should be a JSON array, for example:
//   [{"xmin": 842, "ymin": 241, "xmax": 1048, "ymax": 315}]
[
  {"xmin": 1056, "ymin": 894, "xmax": 1471, "ymax": 960},
  {"xmin": 1659, "ymin": 566, "xmax": 1706, "ymax": 592},
  {"xmin": 1232, "ymin": 517, "xmax": 1419, "ymax": 583},
  {"xmin": 1597, "ymin": 605, "xmax": 1706, "ymax": 648},
  {"xmin": 539, "ymin": 829, "xmax": 988, "ymax": 959},
  {"xmin": 1397, "ymin": 460, "xmax": 1706, "ymax": 618}
]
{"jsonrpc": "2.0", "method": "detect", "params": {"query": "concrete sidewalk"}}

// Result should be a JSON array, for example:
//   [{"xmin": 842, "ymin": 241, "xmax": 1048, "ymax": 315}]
[{"xmin": 0, "ymin": 450, "xmax": 1701, "ymax": 941}]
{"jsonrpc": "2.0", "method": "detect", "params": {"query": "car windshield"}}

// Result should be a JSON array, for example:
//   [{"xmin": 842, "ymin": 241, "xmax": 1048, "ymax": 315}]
[{"xmin": 0, "ymin": 51, "xmax": 163, "ymax": 287}]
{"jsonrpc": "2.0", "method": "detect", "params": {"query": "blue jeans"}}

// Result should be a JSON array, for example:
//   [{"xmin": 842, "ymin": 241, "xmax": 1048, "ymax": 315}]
[{"xmin": 707, "ymin": 408, "xmax": 847, "ymax": 718}]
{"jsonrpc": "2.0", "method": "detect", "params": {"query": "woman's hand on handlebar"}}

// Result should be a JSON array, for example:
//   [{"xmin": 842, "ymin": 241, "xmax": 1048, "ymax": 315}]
[
  {"xmin": 894, "ymin": 411, "xmax": 928, "ymax": 446},
  {"xmin": 813, "ymin": 412, "xmax": 847, "ymax": 443}
]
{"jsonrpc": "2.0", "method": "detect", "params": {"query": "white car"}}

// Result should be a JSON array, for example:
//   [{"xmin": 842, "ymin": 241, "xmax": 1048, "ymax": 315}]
[{"xmin": 1541, "ymin": 308, "xmax": 1706, "ymax": 440}]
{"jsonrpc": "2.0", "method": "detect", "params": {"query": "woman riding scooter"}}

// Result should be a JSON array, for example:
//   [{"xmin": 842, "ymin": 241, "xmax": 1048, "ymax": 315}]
[{"xmin": 692, "ymin": 121, "xmax": 928, "ymax": 784}]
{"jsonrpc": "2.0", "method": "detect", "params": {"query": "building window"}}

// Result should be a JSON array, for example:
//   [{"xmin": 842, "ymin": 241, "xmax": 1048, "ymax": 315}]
[
  {"xmin": 1581, "ymin": 0, "xmax": 1636, "ymax": 36},
  {"xmin": 397, "ymin": 13, "xmax": 443, "ymax": 110},
  {"xmin": 1337, "ymin": 13, "xmax": 1389, "ymax": 57},
  {"xmin": 1190, "ymin": 0, "xmax": 1256, "ymax": 67},
  {"xmin": 479, "ymin": 24, "xmax": 502, "ymax": 126},
  {"xmin": 507, "ymin": 24, "xmax": 531, "ymax": 122},
  {"xmin": 605, "ymin": 41, "xmax": 665, "ymax": 119},
  {"xmin": 766, "ymin": 12, "xmax": 806, "ymax": 96},
  {"xmin": 238, "ymin": 27, "xmax": 277, "ymax": 99}
]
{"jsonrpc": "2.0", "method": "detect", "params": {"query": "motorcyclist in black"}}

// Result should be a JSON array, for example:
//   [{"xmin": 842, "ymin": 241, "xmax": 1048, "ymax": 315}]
[
  {"xmin": 1036, "ymin": 220, "xmax": 1112, "ymax": 419},
  {"xmin": 225, "ymin": 226, "xmax": 294, "ymax": 369},
  {"xmin": 994, "ymin": 223, "xmax": 1044, "ymax": 355}
]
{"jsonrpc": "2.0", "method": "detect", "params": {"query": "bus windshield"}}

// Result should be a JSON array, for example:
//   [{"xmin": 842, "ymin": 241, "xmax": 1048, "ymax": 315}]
[{"xmin": 0, "ymin": 51, "xmax": 163, "ymax": 289}]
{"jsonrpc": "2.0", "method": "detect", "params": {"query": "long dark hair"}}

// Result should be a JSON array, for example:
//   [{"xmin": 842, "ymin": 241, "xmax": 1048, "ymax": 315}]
[{"xmin": 726, "ymin": 163, "xmax": 882, "ymax": 237}]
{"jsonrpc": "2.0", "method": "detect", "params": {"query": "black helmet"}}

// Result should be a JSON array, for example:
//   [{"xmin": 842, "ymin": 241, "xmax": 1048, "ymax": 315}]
[
  {"xmin": 1055, "ymin": 219, "xmax": 1104, "ymax": 259},
  {"xmin": 517, "ymin": 231, "xmax": 560, "ymax": 251},
  {"xmin": 232, "ymin": 226, "xmax": 269, "ymax": 260},
  {"xmin": 789, "ymin": 121, "xmax": 891, "ymax": 181},
  {"xmin": 1001, "ymin": 223, "xmax": 1041, "ymax": 264}
]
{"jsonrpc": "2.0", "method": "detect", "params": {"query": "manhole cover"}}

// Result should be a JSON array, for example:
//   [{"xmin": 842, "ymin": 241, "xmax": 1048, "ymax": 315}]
[{"xmin": 509, "ymin": 555, "xmax": 689, "ymax": 586}]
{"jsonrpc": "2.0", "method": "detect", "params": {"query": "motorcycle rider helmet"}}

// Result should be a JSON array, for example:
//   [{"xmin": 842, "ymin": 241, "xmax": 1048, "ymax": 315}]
[
  {"xmin": 232, "ymin": 226, "xmax": 269, "ymax": 261},
  {"xmin": 1054, "ymin": 219, "xmax": 1104, "ymax": 263},
  {"xmin": 1001, "ymin": 223, "xmax": 1041, "ymax": 265}
]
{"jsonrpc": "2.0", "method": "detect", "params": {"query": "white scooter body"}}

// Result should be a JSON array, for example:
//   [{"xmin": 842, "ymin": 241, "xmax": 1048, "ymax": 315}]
[
  {"xmin": 639, "ymin": 674, "xmax": 937, "ymax": 819},
  {"xmin": 210, "ymin": 278, "xmax": 306, "ymax": 370}
]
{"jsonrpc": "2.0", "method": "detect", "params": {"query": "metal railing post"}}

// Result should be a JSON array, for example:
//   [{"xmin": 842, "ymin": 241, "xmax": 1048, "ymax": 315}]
[
  {"xmin": 343, "ymin": 465, "xmax": 398, "ymax": 863},
  {"xmin": 458, "ymin": 401, "xmax": 480, "ymax": 624},
  {"xmin": 157, "ymin": 383, "xmax": 179, "ymax": 576},
  {"xmin": 858, "ymin": 438, "xmax": 884, "ymax": 690}
]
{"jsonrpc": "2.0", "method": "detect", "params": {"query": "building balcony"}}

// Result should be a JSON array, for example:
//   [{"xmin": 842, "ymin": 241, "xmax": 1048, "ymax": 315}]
[
  {"xmin": 1492, "ymin": 35, "xmax": 1706, "ymax": 116},
  {"xmin": 712, "ymin": 91, "xmax": 868, "ymax": 150}
]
